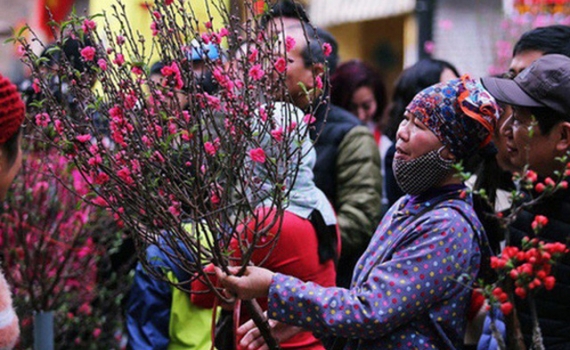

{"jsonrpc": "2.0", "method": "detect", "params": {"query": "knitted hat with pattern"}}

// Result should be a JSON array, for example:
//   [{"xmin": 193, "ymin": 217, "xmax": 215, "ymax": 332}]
[{"xmin": 0, "ymin": 74, "xmax": 25, "ymax": 144}]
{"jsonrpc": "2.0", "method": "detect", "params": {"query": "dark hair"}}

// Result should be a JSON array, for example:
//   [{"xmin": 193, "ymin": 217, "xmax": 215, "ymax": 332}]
[
  {"xmin": 59, "ymin": 37, "xmax": 95, "ymax": 73},
  {"xmin": 150, "ymin": 61, "xmax": 165, "ymax": 75},
  {"xmin": 530, "ymin": 106, "xmax": 569, "ymax": 135},
  {"xmin": 260, "ymin": 0, "xmax": 309, "ymax": 28},
  {"xmin": 330, "ymin": 60, "xmax": 387, "ymax": 124},
  {"xmin": 300, "ymin": 25, "xmax": 339, "ymax": 74},
  {"xmin": 1, "ymin": 129, "xmax": 21, "ymax": 167},
  {"xmin": 384, "ymin": 58, "xmax": 460, "ymax": 141},
  {"xmin": 513, "ymin": 25, "xmax": 570, "ymax": 57}
]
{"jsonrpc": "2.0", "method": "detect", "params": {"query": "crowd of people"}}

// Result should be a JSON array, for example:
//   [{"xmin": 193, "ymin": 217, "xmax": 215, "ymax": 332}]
[{"xmin": 1, "ymin": 0, "xmax": 570, "ymax": 349}]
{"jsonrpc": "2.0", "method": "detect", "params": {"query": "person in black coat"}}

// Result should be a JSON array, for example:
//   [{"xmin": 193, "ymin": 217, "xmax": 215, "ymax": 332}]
[{"xmin": 482, "ymin": 54, "xmax": 570, "ymax": 349}]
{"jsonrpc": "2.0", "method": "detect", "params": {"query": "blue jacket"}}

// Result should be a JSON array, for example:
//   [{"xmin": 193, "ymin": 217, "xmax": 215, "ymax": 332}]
[{"xmin": 126, "ymin": 241, "xmax": 214, "ymax": 350}]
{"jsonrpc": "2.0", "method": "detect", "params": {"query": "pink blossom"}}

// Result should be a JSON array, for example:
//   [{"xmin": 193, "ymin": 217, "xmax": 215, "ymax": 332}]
[
  {"xmin": 116, "ymin": 35, "xmax": 125, "ymax": 46},
  {"xmin": 35, "ymin": 112, "xmax": 51, "ymax": 127},
  {"xmin": 16, "ymin": 45, "xmax": 26, "ymax": 57},
  {"xmin": 303, "ymin": 114, "xmax": 315, "ymax": 124},
  {"xmin": 88, "ymin": 155, "xmax": 102, "ymax": 167},
  {"xmin": 54, "ymin": 119, "xmax": 63, "ymax": 134},
  {"xmin": 210, "ymin": 191, "xmax": 220, "ymax": 205},
  {"xmin": 259, "ymin": 107, "xmax": 268, "ymax": 121},
  {"xmin": 94, "ymin": 173, "xmax": 110, "ymax": 185},
  {"xmin": 152, "ymin": 11, "xmax": 162, "ymax": 19},
  {"xmin": 165, "ymin": 0, "xmax": 174, "ymax": 5},
  {"xmin": 424, "ymin": 40, "xmax": 435, "ymax": 55},
  {"xmin": 288, "ymin": 121, "xmax": 297, "ymax": 132},
  {"xmin": 182, "ymin": 111, "xmax": 191, "ymax": 122},
  {"xmin": 161, "ymin": 62, "xmax": 184, "ymax": 90},
  {"xmin": 204, "ymin": 141, "xmax": 217, "ymax": 156},
  {"xmin": 151, "ymin": 21, "xmax": 159, "ymax": 36},
  {"xmin": 32, "ymin": 181, "xmax": 49, "ymax": 194},
  {"xmin": 168, "ymin": 201, "xmax": 181, "ymax": 216},
  {"xmin": 117, "ymin": 167, "xmax": 134, "ymax": 186},
  {"xmin": 210, "ymin": 33, "xmax": 221, "ymax": 45},
  {"xmin": 249, "ymin": 148, "xmax": 266, "ymax": 163},
  {"xmin": 181, "ymin": 130, "xmax": 192, "ymax": 141},
  {"xmin": 97, "ymin": 58, "xmax": 108, "ymax": 71},
  {"xmin": 92, "ymin": 328, "xmax": 102, "ymax": 339},
  {"xmin": 204, "ymin": 93, "xmax": 221, "ymax": 111},
  {"xmin": 78, "ymin": 303, "xmax": 92, "ymax": 315},
  {"xmin": 274, "ymin": 57, "xmax": 287, "ymax": 73},
  {"xmin": 123, "ymin": 92, "xmax": 137, "ymax": 109},
  {"xmin": 249, "ymin": 64, "xmax": 265, "ymax": 81},
  {"xmin": 80, "ymin": 46, "xmax": 96, "ymax": 61},
  {"xmin": 76, "ymin": 134, "xmax": 91, "ymax": 143},
  {"xmin": 201, "ymin": 33, "xmax": 211, "ymax": 44},
  {"xmin": 82, "ymin": 19, "xmax": 97, "ymax": 33},
  {"xmin": 248, "ymin": 48, "xmax": 258, "ymax": 63},
  {"xmin": 438, "ymin": 19, "xmax": 454, "ymax": 31},
  {"xmin": 168, "ymin": 122, "xmax": 177, "ymax": 135},
  {"xmin": 204, "ymin": 21, "xmax": 212, "ymax": 29},
  {"xmin": 219, "ymin": 27, "xmax": 229, "ymax": 37},
  {"xmin": 212, "ymin": 67, "xmax": 234, "ymax": 90},
  {"xmin": 131, "ymin": 66, "xmax": 143, "ymax": 75},
  {"xmin": 315, "ymin": 75, "xmax": 323, "ymax": 90},
  {"xmin": 153, "ymin": 150, "xmax": 165, "ymax": 163},
  {"xmin": 322, "ymin": 43, "xmax": 332, "ymax": 57},
  {"xmin": 271, "ymin": 128, "xmax": 283, "ymax": 142},
  {"xmin": 113, "ymin": 53, "xmax": 125, "ymax": 66},
  {"xmin": 32, "ymin": 78, "xmax": 41, "ymax": 94},
  {"xmin": 285, "ymin": 36, "xmax": 296, "ymax": 52}
]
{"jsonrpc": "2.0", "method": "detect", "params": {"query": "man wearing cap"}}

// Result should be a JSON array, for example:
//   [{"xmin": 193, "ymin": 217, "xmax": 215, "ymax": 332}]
[{"xmin": 482, "ymin": 54, "xmax": 570, "ymax": 349}]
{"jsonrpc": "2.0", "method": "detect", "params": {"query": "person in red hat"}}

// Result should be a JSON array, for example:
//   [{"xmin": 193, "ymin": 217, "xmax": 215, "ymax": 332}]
[{"xmin": 0, "ymin": 73, "xmax": 26, "ymax": 350}]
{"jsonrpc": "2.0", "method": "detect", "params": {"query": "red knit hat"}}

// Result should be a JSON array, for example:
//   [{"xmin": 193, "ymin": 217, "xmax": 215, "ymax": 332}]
[{"xmin": 0, "ymin": 74, "xmax": 25, "ymax": 144}]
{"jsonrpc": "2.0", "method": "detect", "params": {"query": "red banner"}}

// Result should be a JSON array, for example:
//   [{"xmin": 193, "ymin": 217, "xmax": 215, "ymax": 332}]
[{"xmin": 36, "ymin": 0, "xmax": 75, "ymax": 39}]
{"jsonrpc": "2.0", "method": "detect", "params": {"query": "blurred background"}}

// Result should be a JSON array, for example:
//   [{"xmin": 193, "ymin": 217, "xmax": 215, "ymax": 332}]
[{"xmin": 0, "ymin": 0, "xmax": 569, "ymax": 99}]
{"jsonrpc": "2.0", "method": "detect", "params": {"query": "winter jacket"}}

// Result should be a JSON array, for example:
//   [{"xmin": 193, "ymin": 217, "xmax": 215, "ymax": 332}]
[
  {"xmin": 266, "ymin": 186, "xmax": 485, "ymax": 349},
  {"xmin": 126, "ymin": 233, "xmax": 214, "ymax": 350},
  {"xmin": 310, "ymin": 101, "xmax": 382, "ymax": 287},
  {"xmin": 0, "ymin": 270, "xmax": 18, "ymax": 350},
  {"xmin": 508, "ymin": 187, "xmax": 570, "ymax": 349}
]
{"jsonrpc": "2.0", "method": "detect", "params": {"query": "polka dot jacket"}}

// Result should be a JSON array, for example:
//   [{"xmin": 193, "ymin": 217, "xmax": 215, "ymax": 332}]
[{"xmin": 267, "ymin": 187, "xmax": 484, "ymax": 349}]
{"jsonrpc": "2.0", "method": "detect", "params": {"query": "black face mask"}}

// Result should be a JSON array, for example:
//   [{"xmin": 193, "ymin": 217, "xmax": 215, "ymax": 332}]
[{"xmin": 392, "ymin": 146, "xmax": 454, "ymax": 195}]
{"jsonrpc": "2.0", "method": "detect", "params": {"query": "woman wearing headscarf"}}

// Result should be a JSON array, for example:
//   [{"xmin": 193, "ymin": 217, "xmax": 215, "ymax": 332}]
[{"xmin": 216, "ymin": 76, "xmax": 499, "ymax": 349}]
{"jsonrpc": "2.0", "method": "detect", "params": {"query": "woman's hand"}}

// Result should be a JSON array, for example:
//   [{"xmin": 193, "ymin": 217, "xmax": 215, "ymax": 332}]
[
  {"xmin": 237, "ymin": 315, "xmax": 303, "ymax": 350},
  {"xmin": 215, "ymin": 266, "xmax": 274, "ymax": 300}
]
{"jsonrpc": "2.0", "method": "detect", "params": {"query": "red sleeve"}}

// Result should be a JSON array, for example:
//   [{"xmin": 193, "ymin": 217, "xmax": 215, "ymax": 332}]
[{"xmin": 190, "ymin": 264, "xmax": 218, "ymax": 308}]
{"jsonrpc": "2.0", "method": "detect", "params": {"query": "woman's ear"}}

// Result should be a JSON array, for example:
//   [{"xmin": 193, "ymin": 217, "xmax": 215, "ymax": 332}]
[
  {"xmin": 555, "ymin": 122, "xmax": 570, "ymax": 153},
  {"xmin": 440, "ymin": 146, "xmax": 456, "ymax": 161}
]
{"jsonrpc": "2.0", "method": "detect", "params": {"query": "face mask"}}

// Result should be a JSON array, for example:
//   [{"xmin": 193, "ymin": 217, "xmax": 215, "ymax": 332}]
[{"xmin": 392, "ymin": 147, "xmax": 454, "ymax": 195}]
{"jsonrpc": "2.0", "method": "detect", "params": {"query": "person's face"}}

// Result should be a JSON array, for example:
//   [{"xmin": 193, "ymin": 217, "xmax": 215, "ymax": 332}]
[
  {"xmin": 395, "ymin": 111, "xmax": 446, "ymax": 161},
  {"xmin": 0, "ymin": 137, "xmax": 22, "ymax": 202},
  {"xmin": 350, "ymin": 86, "xmax": 377, "ymax": 123},
  {"xmin": 500, "ymin": 106, "xmax": 562, "ymax": 176},
  {"xmin": 440, "ymin": 67, "xmax": 458, "ymax": 83},
  {"xmin": 281, "ymin": 27, "xmax": 318, "ymax": 109},
  {"xmin": 494, "ymin": 104, "xmax": 517, "ymax": 172},
  {"xmin": 493, "ymin": 49, "xmax": 545, "ymax": 173},
  {"xmin": 509, "ymin": 50, "xmax": 544, "ymax": 77}
]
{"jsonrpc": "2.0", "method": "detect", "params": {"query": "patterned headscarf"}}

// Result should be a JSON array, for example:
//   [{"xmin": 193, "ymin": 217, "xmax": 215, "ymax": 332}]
[{"xmin": 406, "ymin": 75, "xmax": 499, "ymax": 160}]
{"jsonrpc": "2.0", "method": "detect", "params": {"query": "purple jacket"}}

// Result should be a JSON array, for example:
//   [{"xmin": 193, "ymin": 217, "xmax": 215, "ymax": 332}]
[{"xmin": 267, "ymin": 186, "xmax": 484, "ymax": 349}]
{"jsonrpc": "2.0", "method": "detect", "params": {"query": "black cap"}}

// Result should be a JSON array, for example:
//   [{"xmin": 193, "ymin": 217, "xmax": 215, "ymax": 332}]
[{"xmin": 481, "ymin": 54, "xmax": 570, "ymax": 116}]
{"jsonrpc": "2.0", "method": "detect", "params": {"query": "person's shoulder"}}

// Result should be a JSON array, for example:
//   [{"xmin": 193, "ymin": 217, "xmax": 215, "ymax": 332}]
[
  {"xmin": 428, "ymin": 199, "xmax": 482, "ymax": 230},
  {"xmin": 327, "ymin": 103, "xmax": 362, "ymax": 127}
]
